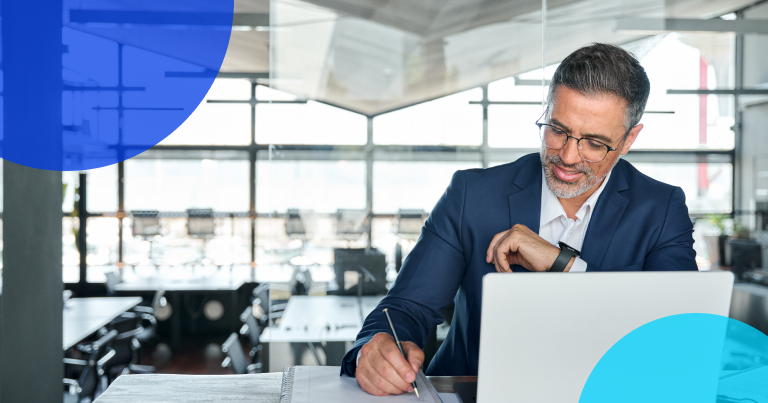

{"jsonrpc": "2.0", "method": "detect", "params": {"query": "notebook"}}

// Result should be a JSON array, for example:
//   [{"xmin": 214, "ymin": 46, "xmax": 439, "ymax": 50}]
[{"xmin": 279, "ymin": 366, "xmax": 442, "ymax": 403}]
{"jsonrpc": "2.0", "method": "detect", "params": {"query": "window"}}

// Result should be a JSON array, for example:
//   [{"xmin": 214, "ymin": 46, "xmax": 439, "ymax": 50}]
[
  {"xmin": 159, "ymin": 79, "xmax": 252, "ymax": 146},
  {"xmin": 374, "ymin": 89, "xmax": 483, "ymax": 146},
  {"xmin": 373, "ymin": 161, "xmax": 481, "ymax": 213},
  {"xmin": 256, "ymin": 160, "xmax": 366, "ymax": 213},
  {"xmin": 256, "ymin": 86, "xmax": 367, "ymax": 145},
  {"xmin": 125, "ymin": 159, "xmax": 250, "ymax": 212},
  {"xmin": 633, "ymin": 162, "xmax": 732, "ymax": 214}
]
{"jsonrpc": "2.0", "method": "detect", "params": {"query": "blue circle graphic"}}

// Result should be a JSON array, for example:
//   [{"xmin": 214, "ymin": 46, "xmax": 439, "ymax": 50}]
[
  {"xmin": 1, "ymin": 0, "xmax": 233, "ymax": 171},
  {"xmin": 580, "ymin": 313, "xmax": 768, "ymax": 403}
]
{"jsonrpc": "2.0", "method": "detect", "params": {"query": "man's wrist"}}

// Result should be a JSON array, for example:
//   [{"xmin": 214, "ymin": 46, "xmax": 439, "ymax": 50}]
[{"xmin": 563, "ymin": 256, "xmax": 575, "ymax": 272}]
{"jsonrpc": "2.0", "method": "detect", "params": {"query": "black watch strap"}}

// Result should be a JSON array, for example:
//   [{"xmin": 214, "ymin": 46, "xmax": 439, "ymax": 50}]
[{"xmin": 549, "ymin": 242, "xmax": 581, "ymax": 272}]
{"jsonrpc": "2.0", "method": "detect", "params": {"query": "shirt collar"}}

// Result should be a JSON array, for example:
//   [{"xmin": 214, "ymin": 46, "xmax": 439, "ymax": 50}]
[{"xmin": 540, "ymin": 168, "xmax": 613, "ymax": 227}]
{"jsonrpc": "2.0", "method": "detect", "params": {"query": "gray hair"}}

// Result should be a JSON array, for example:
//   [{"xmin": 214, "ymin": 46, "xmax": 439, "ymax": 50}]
[{"xmin": 546, "ymin": 43, "xmax": 650, "ymax": 132}]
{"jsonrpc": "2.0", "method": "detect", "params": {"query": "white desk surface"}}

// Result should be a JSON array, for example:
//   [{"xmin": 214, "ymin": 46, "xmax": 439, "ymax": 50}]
[
  {"xmin": 261, "ymin": 295, "xmax": 384, "ymax": 343},
  {"xmin": 114, "ymin": 276, "xmax": 246, "ymax": 292},
  {"xmin": 63, "ymin": 297, "xmax": 142, "ymax": 350},
  {"xmin": 94, "ymin": 373, "xmax": 459, "ymax": 403}
]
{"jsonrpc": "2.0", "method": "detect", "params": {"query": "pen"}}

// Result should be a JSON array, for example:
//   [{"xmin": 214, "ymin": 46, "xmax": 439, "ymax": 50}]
[{"xmin": 383, "ymin": 308, "xmax": 420, "ymax": 397}]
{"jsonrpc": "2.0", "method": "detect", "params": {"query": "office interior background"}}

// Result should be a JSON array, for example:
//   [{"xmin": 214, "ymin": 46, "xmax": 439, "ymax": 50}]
[{"xmin": 2, "ymin": 0, "xmax": 768, "ymax": 400}]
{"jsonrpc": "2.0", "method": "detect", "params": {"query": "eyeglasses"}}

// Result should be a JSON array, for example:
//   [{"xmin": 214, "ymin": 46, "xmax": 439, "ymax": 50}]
[{"xmin": 536, "ymin": 118, "xmax": 625, "ymax": 163}]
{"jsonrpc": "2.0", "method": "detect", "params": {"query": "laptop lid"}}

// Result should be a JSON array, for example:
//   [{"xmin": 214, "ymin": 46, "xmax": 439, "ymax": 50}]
[{"xmin": 476, "ymin": 271, "xmax": 734, "ymax": 402}]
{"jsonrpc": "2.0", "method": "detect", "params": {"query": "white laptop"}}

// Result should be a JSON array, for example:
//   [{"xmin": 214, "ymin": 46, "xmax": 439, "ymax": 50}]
[{"xmin": 473, "ymin": 271, "xmax": 734, "ymax": 402}]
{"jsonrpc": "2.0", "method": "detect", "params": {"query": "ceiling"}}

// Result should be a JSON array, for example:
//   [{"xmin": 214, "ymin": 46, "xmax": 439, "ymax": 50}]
[{"xmin": 96, "ymin": 0, "xmax": 762, "ymax": 116}]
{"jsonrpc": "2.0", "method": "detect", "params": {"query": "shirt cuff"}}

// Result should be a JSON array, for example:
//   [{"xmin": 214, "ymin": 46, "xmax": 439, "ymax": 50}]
[
  {"xmin": 356, "ymin": 349, "xmax": 362, "ymax": 367},
  {"xmin": 569, "ymin": 257, "xmax": 588, "ymax": 273}
]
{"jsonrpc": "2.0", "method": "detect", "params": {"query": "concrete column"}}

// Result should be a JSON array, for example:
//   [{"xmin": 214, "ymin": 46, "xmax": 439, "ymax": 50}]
[{"xmin": 0, "ymin": 0, "xmax": 64, "ymax": 401}]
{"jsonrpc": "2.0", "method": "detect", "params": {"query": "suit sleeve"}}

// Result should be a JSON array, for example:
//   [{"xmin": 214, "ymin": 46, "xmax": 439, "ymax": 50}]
[
  {"xmin": 643, "ymin": 186, "xmax": 698, "ymax": 271},
  {"xmin": 340, "ymin": 171, "xmax": 469, "ymax": 376}
]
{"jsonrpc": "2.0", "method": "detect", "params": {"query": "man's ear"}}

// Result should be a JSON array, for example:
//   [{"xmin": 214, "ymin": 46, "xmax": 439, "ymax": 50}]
[{"xmin": 620, "ymin": 123, "xmax": 643, "ymax": 155}]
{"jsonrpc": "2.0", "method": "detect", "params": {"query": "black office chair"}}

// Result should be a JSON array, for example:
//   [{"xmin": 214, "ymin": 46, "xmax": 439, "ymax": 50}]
[
  {"xmin": 64, "ymin": 329, "xmax": 118, "ymax": 403},
  {"xmin": 252, "ymin": 283, "xmax": 291, "ymax": 326},
  {"xmin": 239, "ymin": 307, "xmax": 263, "ymax": 370},
  {"xmin": 221, "ymin": 333, "xmax": 261, "ymax": 374},
  {"xmin": 132, "ymin": 289, "xmax": 164, "ymax": 345},
  {"xmin": 103, "ymin": 313, "xmax": 155, "ymax": 382}
]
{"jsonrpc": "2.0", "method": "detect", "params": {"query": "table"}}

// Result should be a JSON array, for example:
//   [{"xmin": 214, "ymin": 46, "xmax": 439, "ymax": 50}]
[
  {"xmin": 260, "ymin": 295, "xmax": 384, "ymax": 371},
  {"xmin": 114, "ymin": 276, "xmax": 248, "ymax": 350},
  {"xmin": 93, "ymin": 373, "xmax": 475, "ymax": 403},
  {"xmin": 260, "ymin": 296, "xmax": 384, "ymax": 343},
  {"xmin": 63, "ymin": 297, "xmax": 142, "ymax": 350}
]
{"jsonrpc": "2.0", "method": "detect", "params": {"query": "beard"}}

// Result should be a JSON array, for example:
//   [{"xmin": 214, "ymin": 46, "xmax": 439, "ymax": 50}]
[{"xmin": 540, "ymin": 146, "xmax": 618, "ymax": 199}]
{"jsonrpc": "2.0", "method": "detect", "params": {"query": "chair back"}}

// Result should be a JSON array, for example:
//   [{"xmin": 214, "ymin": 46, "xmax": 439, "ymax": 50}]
[
  {"xmin": 240, "ymin": 307, "xmax": 261, "ymax": 346},
  {"xmin": 285, "ymin": 208, "xmax": 306, "ymax": 236},
  {"xmin": 105, "ymin": 270, "xmax": 121, "ymax": 295},
  {"xmin": 78, "ymin": 329, "xmax": 118, "ymax": 398},
  {"xmin": 131, "ymin": 210, "xmax": 161, "ymax": 237},
  {"xmin": 150, "ymin": 289, "xmax": 166, "ymax": 311},
  {"xmin": 221, "ymin": 333, "xmax": 249, "ymax": 375},
  {"xmin": 104, "ymin": 314, "xmax": 143, "ymax": 373}
]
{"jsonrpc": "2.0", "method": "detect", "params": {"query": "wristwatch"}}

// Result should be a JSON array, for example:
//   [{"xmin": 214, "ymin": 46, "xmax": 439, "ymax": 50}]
[{"xmin": 549, "ymin": 242, "xmax": 580, "ymax": 272}]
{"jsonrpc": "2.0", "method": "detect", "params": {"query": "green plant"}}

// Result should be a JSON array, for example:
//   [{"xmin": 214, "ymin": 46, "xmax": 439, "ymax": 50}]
[{"xmin": 707, "ymin": 214, "xmax": 729, "ymax": 236}]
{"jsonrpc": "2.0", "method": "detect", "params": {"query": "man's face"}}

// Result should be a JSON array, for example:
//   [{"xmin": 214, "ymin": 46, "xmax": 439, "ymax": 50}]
[{"xmin": 540, "ymin": 86, "xmax": 641, "ymax": 199}]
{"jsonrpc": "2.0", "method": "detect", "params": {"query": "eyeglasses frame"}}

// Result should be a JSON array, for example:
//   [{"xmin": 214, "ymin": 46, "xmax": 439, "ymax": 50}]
[{"xmin": 535, "ymin": 113, "xmax": 630, "ymax": 163}]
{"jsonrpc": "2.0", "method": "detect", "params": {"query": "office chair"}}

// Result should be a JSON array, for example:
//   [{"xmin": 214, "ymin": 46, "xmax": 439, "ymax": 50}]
[
  {"xmin": 221, "ymin": 333, "xmax": 261, "ymax": 374},
  {"xmin": 104, "ymin": 270, "xmax": 121, "ymax": 296},
  {"xmin": 251, "ymin": 284, "xmax": 323, "ymax": 366},
  {"xmin": 335, "ymin": 208, "xmax": 369, "ymax": 247},
  {"xmin": 131, "ymin": 210, "xmax": 162, "ymax": 268},
  {"xmin": 187, "ymin": 208, "xmax": 216, "ymax": 265},
  {"xmin": 64, "ymin": 329, "xmax": 118, "ymax": 403},
  {"xmin": 130, "ymin": 289, "xmax": 165, "ymax": 362},
  {"xmin": 285, "ymin": 208, "xmax": 306, "ymax": 236},
  {"xmin": 103, "ymin": 313, "xmax": 155, "ymax": 382},
  {"xmin": 239, "ymin": 307, "xmax": 263, "ymax": 370}
]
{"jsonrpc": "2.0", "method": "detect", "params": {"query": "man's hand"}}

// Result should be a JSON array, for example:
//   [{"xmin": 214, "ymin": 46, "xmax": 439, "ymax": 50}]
[
  {"xmin": 485, "ymin": 224, "xmax": 573, "ymax": 272},
  {"xmin": 356, "ymin": 332, "xmax": 424, "ymax": 396}
]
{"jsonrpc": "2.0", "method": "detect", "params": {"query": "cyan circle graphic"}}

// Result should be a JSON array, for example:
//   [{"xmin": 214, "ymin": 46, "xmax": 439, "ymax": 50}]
[
  {"xmin": 1, "ymin": 1, "xmax": 233, "ymax": 171},
  {"xmin": 580, "ymin": 313, "xmax": 768, "ymax": 403}
]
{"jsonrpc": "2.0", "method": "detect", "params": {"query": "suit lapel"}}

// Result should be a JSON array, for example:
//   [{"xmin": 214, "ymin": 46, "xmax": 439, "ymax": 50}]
[
  {"xmin": 581, "ymin": 160, "xmax": 630, "ymax": 270},
  {"xmin": 508, "ymin": 156, "xmax": 542, "ymax": 234}
]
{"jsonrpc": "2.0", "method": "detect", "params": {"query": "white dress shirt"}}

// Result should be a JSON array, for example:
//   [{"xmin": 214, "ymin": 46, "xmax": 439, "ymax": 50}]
[{"xmin": 538, "ymin": 169, "xmax": 612, "ymax": 272}]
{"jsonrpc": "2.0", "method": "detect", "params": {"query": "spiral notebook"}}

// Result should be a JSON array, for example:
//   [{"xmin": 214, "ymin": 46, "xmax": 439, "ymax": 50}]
[{"xmin": 279, "ymin": 366, "xmax": 442, "ymax": 403}]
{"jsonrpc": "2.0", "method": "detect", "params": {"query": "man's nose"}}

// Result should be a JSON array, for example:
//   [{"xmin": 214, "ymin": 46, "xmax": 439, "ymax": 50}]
[{"xmin": 559, "ymin": 137, "xmax": 582, "ymax": 166}]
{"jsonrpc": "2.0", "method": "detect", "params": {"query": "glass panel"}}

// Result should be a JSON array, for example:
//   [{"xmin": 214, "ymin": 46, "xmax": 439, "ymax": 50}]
[
  {"xmin": 373, "ymin": 161, "xmax": 481, "ymax": 213},
  {"xmin": 159, "ymin": 79, "xmax": 252, "ymax": 146},
  {"xmin": 633, "ymin": 162, "xmax": 732, "ymax": 214},
  {"xmin": 256, "ymin": 160, "xmax": 366, "ymax": 213},
  {"xmin": 63, "ymin": 217, "xmax": 79, "ymax": 283},
  {"xmin": 488, "ymin": 104, "xmax": 544, "ymax": 149},
  {"xmin": 87, "ymin": 217, "xmax": 120, "ymax": 266},
  {"xmin": 62, "ymin": 171, "xmax": 79, "ymax": 213},
  {"xmin": 634, "ymin": 33, "xmax": 735, "ymax": 150},
  {"xmin": 255, "ymin": 103, "xmax": 367, "ymax": 145},
  {"xmin": 373, "ymin": 89, "xmax": 483, "ymax": 146},
  {"xmin": 87, "ymin": 165, "xmax": 118, "ymax": 212},
  {"xmin": 124, "ymin": 159, "xmax": 250, "ymax": 212}
]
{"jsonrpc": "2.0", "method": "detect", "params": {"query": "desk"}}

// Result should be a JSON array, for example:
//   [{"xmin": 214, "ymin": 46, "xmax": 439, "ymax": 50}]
[
  {"xmin": 63, "ymin": 297, "xmax": 142, "ymax": 350},
  {"xmin": 260, "ymin": 296, "xmax": 384, "ymax": 343},
  {"xmin": 93, "ymin": 373, "xmax": 472, "ymax": 402},
  {"xmin": 260, "ymin": 295, "xmax": 384, "ymax": 371},
  {"xmin": 114, "ymin": 276, "xmax": 247, "ymax": 351}
]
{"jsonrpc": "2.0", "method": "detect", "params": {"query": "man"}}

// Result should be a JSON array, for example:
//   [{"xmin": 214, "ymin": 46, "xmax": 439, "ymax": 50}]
[{"xmin": 342, "ymin": 43, "xmax": 697, "ymax": 396}]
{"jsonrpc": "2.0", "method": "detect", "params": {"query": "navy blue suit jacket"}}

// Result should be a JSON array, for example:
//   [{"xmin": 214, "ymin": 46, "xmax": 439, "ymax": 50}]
[{"xmin": 341, "ymin": 153, "xmax": 697, "ymax": 377}]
